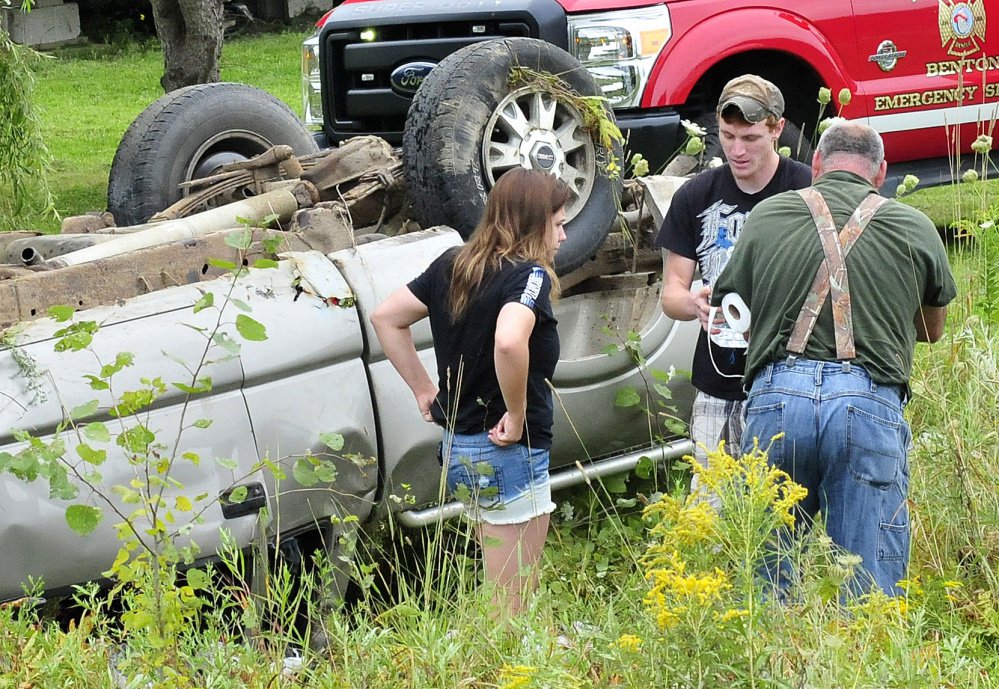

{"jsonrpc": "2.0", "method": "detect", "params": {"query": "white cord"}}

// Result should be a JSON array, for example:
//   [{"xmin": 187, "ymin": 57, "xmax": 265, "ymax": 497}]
[{"xmin": 707, "ymin": 305, "xmax": 747, "ymax": 379}]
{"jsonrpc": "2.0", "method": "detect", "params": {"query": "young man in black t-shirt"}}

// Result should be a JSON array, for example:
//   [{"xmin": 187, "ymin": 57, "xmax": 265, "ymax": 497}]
[{"xmin": 654, "ymin": 75, "xmax": 811, "ymax": 506}]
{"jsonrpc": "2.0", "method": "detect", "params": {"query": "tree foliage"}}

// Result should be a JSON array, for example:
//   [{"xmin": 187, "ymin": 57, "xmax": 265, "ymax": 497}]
[{"xmin": 0, "ymin": 1, "xmax": 55, "ymax": 230}]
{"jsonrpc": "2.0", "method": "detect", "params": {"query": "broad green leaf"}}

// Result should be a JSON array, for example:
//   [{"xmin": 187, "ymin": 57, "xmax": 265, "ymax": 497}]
[
  {"xmin": 193, "ymin": 291, "xmax": 215, "ymax": 314},
  {"xmin": 602, "ymin": 473, "xmax": 629, "ymax": 494},
  {"xmin": 224, "ymin": 227, "xmax": 253, "ymax": 250},
  {"xmin": 186, "ymin": 568, "xmax": 210, "ymax": 590},
  {"xmin": 262, "ymin": 236, "xmax": 284, "ymax": 254},
  {"xmin": 193, "ymin": 418, "xmax": 212, "ymax": 429},
  {"xmin": 77, "ymin": 443, "xmax": 107, "ymax": 466},
  {"xmin": 48, "ymin": 305, "xmax": 75, "ymax": 322},
  {"xmin": 207, "ymin": 258, "xmax": 238, "ymax": 271},
  {"xmin": 229, "ymin": 298, "xmax": 252, "ymax": 312},
  {"xmin": 650, "ymin": 368, "xmax": 672, "ymax": 383},
  {"xmin": 315, "ymin": 462, "xmax": 337, "ymax": 483},
  {"xmin": 452, "ymin": 483, "xmax": 471, "ymax": 503},
  {"xmin": 174, "ymin": 377, "xmax": 211, "ymax": 395},
  {"xmin": 183, "ymin": 451, "xmax": 201, "ymax": 465},
  {"xmin": 99, "ymin": 352, "xmax": 135, "ymax": 380},
  {"xmin": 117, "ymin": 425, "xmax": 155, "ymax": 453},
  {"xmin": 614, "ymin": 387, "xmax": 642, "ymax": 408},
  {"xmin": 293, "ymin": 459, "xmax": 318, "ymax": 487},
  {"xmin": 665, "ymin": 417, "xmax": 688, "ymax": 437},
  {"xmin": 319, "ymin": 432, "xmax": 344, "ymax": 452},
  {"xmin": 70, "ymin": 400, "xmax": 99, "ymax": 420},
  {"xmin": 82, "ymin": 422, "xmax": 110, "ymax": 443},
  {"xmin": 653, "ymin": 383, "xmax": 673, "ymax": 400},
  {"xmin": 252, "ymin": 258, "xmax": 279, "ymax": 270},
  {"xmin": 174, "ymin": 495, "xmax": 193, "ymax": 512},
  {"xmin": 212, "ymin": 331, "xmax": 241, "ymax": 354},
  {"xmin": 227, "ymin": 485, "xmax": 248, "ymax": 503},
  {"xmin": 53, "ymin": 321, "xmax": 99, "ymax": 352},
  {"xmin": 112, "ymin": 389, "xmax": 156, "ymax": 417},
  {"xmin": 215, "ymin": 457, "xmax": 238, "ymax": 471},
  {"xmin": 54, "ymin": 331, "xmax": 92, "ymax": 352},
  {"xmin": 65, "ymin": 504, "xmax": 101, "ymax": 535},
  {"xmin": 83, "ymin": 375, "xmax": 110, "ymax": 391},
  {"xmin": 108, "ymin": 547, "xmax": 130, "ymax": 574},
  {"xmin": 235, "ymin": 314, "xmax": 267, "ymax": 342},
  {"xmin": 601, "ymin": 344, "xmax": 619, "ymax": 355},
  {"xmin": 112, "ymin": 485, "xmax": 143, "ymax": 504},
  {"xmin": 48, "ymin": 465, "xmax": 77, "ymax": 500},
  {"xmin": 634, "ymin": 455, "xmax": 654, "ymax": 480}
]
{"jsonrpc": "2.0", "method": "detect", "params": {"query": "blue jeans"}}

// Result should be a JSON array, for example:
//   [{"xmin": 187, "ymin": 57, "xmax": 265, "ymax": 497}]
[{"xmin": 743, "ymin": 359, "xmax": 911, "ymax": 596}]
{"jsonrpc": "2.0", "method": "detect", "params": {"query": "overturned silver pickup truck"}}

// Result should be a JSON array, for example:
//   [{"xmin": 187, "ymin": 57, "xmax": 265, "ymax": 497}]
[{"xmin": 0, "ymin": 40, "xmax": 697, "ymax": 602}]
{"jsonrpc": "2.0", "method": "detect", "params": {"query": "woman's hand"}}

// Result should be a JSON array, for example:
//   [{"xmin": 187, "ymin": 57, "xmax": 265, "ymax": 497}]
[
  {"xmin": 488, "ymin": 411, "xmax": 524, "ymax": 446},
  {"xmin": 415, "ymin": 389, "xmax": 438, "ymax": 423}
]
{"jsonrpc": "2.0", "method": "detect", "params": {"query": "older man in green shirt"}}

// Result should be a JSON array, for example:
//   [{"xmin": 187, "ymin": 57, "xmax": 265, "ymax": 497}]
[{"xmin": 712, "ymin": 121, "xmax": 957, "ymax": 595}]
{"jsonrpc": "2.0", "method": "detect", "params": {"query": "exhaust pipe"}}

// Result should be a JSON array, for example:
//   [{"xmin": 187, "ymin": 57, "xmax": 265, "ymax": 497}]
[
  {"xmin": 46, "ymin": 184, "xmax": 317, "ymax": 269},
  {"xmin": 395, "ymin": 438, "xmax": 694, "ymax": 528}
]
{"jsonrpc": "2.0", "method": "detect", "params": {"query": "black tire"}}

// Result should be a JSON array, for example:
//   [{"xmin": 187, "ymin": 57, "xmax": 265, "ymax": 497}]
[
  {"xmin": 403, "ymin": 38, "xmax": 622, "ymax": 276},
  {"xmin": 694, "ymin": 112, "xmax": 813, "ymax": 169},
  {"xmin": 107, "ymin": 83, "xmax": 319, "ymax": 227}
]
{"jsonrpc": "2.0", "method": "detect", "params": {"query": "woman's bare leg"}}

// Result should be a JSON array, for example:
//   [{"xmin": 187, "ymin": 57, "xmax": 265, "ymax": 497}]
[{"xmin": 479, "ymin": 514, "xmax": 550, "ymax": 617}]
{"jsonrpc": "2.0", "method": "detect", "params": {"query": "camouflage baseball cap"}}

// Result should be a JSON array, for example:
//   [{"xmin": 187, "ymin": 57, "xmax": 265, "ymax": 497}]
[{"xmin": 716, "ymin": 75, "xmax": 785, "ymax": 123}]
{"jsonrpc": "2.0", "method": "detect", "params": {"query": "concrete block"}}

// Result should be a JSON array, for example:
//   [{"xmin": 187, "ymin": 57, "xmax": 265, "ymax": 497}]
[
  {"xmin": 286, "ymin": 0, "xmax": 326, "ymax": 17},
  {"xmin": 252, "ymin": 0, "xmax": 326, "ymax": 20},
  {"xmin": 6, "ymin": 2, "xmax": 80, "ymax": 46},
  {"xmin": 32, "ymin": 0, "xmax": 68, "ymax": 9}
]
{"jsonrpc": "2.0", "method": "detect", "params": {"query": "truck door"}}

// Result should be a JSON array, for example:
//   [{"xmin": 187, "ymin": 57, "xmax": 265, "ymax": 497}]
[
  {"xmin": 0, "ymin": 289, "xmax": 263, "ymax": 600},
  {"xmin": 851, "ymin": 0, "xmax": 998, "ymax": 170}
]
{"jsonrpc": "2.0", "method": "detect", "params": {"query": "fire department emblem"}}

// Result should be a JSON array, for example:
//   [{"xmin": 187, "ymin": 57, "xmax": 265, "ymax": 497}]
[{"xmin": 938, "ymin": 0, "xmax": 987, "ymax": 57}]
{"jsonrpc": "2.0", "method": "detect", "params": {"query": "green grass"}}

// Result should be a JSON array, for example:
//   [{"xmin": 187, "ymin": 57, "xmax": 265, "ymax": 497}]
[
  {"xmin": 23, "ymin": 30, "xmax": 307, "ymax": 232},
  {"xmin": 905, "ymin": 178, "xmax": 999, "ymax": 231}
]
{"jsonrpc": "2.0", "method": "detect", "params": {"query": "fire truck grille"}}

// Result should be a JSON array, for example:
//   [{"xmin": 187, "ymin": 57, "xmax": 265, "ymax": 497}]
[{"xmin": 323, "ymin": 20, "xmax": 535, "ymax": 144}]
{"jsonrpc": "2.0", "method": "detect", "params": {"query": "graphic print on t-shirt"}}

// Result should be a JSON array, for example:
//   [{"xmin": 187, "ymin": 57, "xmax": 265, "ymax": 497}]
[
  {"xmin": 694, "ymin": 200, "xmax": 748, "ymax": 285},
  {"xmin": 520, "ymin": 267, "xmax": 545, "ymax": 308}
]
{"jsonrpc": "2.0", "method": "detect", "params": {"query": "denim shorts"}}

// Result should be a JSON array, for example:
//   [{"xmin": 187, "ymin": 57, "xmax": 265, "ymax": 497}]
[{"xmin": 441, "ymin": 431, "xmax": 556, "ymax": 525}]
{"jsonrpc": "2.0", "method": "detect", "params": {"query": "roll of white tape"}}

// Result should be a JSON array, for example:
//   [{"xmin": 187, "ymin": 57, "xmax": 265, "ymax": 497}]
[{"xmin": 721, "ymin": 293, "xmax": 751, "ymax": 333}]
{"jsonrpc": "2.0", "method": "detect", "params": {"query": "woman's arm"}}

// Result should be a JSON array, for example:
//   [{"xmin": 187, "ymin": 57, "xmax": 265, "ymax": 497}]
[
  {"xmin": 489, "ymin": 302, "xmax": 537, "ymax": 446},
  {"xmin": 371, "ymin": 287, "xmax": 438, "ymax": 421}
]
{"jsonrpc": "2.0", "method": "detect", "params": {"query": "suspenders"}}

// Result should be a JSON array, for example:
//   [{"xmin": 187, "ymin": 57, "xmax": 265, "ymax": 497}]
[{"xmin": 785, "ymin": 188, "xmax": 889, "ymax": 361}]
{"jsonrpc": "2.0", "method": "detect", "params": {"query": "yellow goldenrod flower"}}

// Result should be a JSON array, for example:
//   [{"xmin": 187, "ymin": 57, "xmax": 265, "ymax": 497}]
[
  {"xmin": 498, "ymin": 664, "xmax": 536, "ymax": 689},
  {"xmin": 715, "ymin": 608, "xmax": 750, "ymax": 623},
  {"xmin": 611, "ymin": 634, "xmax": 643, "ymax": 652}
]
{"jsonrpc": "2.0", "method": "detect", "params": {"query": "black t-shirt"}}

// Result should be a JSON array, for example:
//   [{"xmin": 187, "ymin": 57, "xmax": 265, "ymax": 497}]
[
  {"xmin": 408, "ymin": 248, "xmax": 559, "ymax": 449},
  {"xmin": 653, "ymin": 157, "xmax": 811, "ymax": 399}
]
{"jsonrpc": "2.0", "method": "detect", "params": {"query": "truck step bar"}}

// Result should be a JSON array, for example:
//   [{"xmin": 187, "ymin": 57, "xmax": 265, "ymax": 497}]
[{"xmin": 395, "ymin": 438, "xmax": 695, "ymax": 528}]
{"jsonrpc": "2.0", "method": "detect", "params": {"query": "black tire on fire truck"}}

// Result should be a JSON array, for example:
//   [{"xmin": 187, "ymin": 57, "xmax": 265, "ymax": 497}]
[
  {"xmin": 403, "ymin": 38, "xmax": 623, "ymax": 276},
  {"xmin": 107, "ymin": 83, "xmax": 319, "ymax": 228}
]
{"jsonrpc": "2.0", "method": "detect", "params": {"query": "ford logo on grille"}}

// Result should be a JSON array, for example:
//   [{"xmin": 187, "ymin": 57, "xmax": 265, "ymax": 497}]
[{"xmin": 390, "ymin": 62, "xmax": 436, "ymax": 96}]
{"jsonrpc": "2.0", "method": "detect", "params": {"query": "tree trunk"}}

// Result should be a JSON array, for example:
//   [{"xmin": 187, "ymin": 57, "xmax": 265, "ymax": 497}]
[{"xmin": 150, "ymin": 0, "xmax": 224, "ymax": 93}]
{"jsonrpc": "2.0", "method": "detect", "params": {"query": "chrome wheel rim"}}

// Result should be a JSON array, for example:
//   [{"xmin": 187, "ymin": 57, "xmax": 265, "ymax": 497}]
[{"xmin": 481, "ymin": 87, "xmax": 596, "ymax": 221}]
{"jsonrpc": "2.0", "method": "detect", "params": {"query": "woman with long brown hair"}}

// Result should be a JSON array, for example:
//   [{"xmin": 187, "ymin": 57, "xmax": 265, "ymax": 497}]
[{"xmin": 372, "ymin": 168, "xmax": 570, "ymax": 617}]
